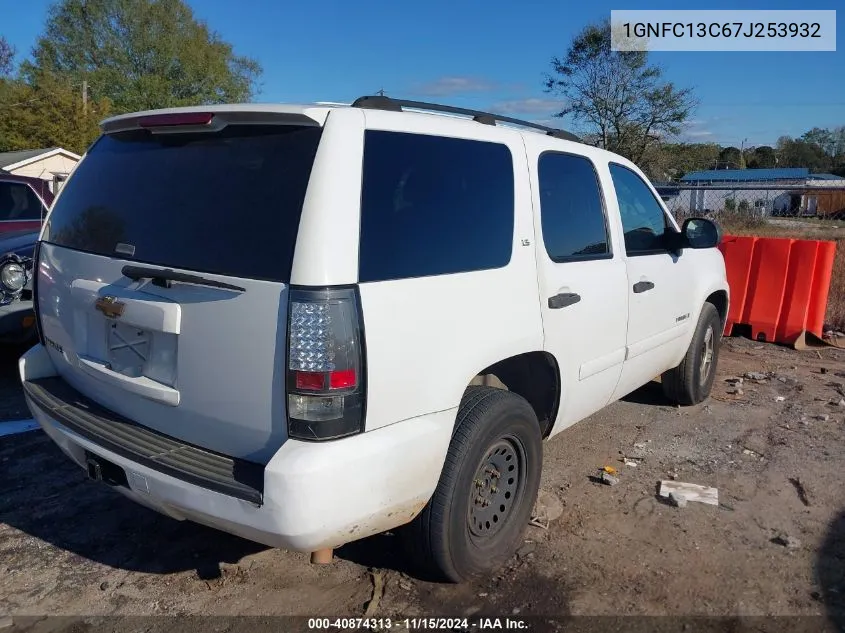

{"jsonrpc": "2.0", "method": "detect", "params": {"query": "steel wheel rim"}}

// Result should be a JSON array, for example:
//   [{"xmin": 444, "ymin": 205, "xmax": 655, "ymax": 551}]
[
  {"xmin": 699, "ymin": 325, "xmax": 714, "ymax": 385},
  {"xmin": 467, "ymin": 436, "xmax": 525, "ymax": 541}
]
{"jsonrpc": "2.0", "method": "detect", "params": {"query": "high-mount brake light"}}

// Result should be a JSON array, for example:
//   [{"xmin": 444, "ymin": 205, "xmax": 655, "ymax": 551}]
[
  {"xmin": 286, "ymin": 287, "xmax": 366, "ymax": 441},
  {"xmin": 138, "ymin": 112, "xmax": 214, "ymax": 128}
]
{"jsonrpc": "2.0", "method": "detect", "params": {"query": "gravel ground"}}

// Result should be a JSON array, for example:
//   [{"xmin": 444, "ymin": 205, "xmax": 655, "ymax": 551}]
[{"xmin": 1, "ymin": 338, "xmax": 844, "ymax": 632}]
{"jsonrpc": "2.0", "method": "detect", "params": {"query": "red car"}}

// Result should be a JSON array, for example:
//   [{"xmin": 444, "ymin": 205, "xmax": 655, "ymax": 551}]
[{"xmin": 0, "ymin": 173, "xmax": 54, "ymax": 235}]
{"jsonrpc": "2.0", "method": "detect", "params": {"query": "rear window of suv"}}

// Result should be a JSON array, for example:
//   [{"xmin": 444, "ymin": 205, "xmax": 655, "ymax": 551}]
[{"xmin": 42, "ymin": 124, "xmax": 322, "ymax": 282}]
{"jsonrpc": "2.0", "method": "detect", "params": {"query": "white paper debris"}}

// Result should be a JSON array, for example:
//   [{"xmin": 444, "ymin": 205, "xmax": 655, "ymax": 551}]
[{"xmin": 659, "ymin": 480, "xmax": 719, "ymax": 506}]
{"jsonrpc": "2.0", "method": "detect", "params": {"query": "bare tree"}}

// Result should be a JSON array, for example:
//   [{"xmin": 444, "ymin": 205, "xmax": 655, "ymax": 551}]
[{"xmin": 544, "ymin": 20, "xmax": 697, "ymax": 165}]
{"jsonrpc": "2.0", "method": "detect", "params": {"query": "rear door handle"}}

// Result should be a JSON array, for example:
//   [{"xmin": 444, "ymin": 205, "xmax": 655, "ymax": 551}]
[
  {"xmin": 548, "ymin": 292, "xmax": 581, "ymax": 309},
  {"xmin": 633, "ymin": 281, "xmax": 655, "ymax": 294}
]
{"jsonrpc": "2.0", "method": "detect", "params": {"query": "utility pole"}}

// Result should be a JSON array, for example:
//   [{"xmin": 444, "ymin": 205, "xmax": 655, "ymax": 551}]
[{"xmin": 82, "ymin": 80, "xmax": 88, "ymax": 115}]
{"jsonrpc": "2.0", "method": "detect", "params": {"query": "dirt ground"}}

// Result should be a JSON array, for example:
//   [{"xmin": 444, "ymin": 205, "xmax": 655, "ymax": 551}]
[{"xmin": 2, "ymin": 337, "xmax": 845, "ymax": 630}]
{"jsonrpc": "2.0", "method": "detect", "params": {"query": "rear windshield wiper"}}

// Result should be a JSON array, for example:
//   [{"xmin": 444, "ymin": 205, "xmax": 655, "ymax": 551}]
[{"xmin": 122, "ymin": 265, "xmax": 246, "ymax": 292}]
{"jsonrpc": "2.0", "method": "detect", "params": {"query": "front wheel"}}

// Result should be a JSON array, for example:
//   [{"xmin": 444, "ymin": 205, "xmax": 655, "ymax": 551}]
[
  {"xmin": 662, "ymin": 302, "xmax": 722, "ymax": 405},
  {"xmin": 400, "ymin": 387, "xmax": 542, "ymax": 582}
]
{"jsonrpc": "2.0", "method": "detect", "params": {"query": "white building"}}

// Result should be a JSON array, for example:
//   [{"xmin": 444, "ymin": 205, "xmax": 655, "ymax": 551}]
[
  {"xmin": 0, "ymin": 147, "xmax": 81, "ymax": 194},
  {"xmin": 660, "ymin": 168, "xmax": 845, "ymax": 218}
]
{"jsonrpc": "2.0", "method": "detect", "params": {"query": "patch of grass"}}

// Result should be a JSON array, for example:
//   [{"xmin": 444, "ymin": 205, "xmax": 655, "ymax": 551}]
[{"xmin": 717, "ymin": 217, "xmax": 845, "ymax": 332}]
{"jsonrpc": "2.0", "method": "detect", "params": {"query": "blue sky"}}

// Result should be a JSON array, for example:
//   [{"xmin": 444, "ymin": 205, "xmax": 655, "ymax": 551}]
[{"xmin": 3, "ymin": 0, "xmax": 843, "ymax": 147}]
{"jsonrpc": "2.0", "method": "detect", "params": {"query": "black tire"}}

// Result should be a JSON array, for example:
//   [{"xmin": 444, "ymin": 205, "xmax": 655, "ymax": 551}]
[
  {"xmin": 662, "ymin": 302, "xmax": 721, "ymax": 405},
  {"xmin": 400, "ymin": 386, "xmax": 542, "ymax": 582}
]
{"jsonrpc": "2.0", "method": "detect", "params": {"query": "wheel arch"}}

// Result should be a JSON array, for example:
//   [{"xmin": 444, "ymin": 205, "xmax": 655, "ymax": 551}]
[
  {"xmin": 704, "ymin": 288, "xmax": 729, "ymax": 333},
  {"xmin": 466, "ymin": 351, "xmax": 561, "ymax": 439}
]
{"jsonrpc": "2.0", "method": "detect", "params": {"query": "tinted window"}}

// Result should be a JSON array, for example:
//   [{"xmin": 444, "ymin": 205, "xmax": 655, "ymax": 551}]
[
  {"xmin": 538, "ymin": 153, "xmax": 609, "ymax": 261},
  {"xmin": 43, "ymin": 125, "xmax": 322, "ymax": 282},
  {"xmin": 359, "ymin": 131, "xmax": 514, "ymax": 282},
  {"xmin": 609, "ymin": 163, "xmax": 670, "ymax": 255},
  {"xmin": 0, "ymin": 182, "xmax": 45, "ymax": 221}
]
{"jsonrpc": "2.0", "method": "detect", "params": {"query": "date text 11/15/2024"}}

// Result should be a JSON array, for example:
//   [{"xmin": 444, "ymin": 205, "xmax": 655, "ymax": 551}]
[{"xmin": 307, "ymin": 617, "xmax": 530, "ymax": 630}]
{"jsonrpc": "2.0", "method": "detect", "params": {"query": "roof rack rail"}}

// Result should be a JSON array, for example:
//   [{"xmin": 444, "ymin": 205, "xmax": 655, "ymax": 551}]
[{"xmin": 350, "ymin": 95, "xmax": 580, "ymax": 142}]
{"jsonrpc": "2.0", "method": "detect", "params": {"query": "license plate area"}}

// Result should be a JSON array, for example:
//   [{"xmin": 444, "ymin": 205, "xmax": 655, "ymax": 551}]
[
  {"xmin": 84, "ymin": 451, "xmax": 128, "ymax": 488},
  {"xmin": 107, "ymin": 321, "xmax": 150, "ymax": 377}
]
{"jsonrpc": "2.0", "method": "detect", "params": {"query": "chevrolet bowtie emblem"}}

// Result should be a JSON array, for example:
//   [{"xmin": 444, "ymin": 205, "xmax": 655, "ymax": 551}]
[{"xmin": 95, "ymin": 296, "xmax": 125, "ymax": 319}]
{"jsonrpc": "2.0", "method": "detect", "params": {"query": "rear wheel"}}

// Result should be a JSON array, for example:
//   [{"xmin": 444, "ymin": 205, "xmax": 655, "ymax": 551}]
[
  {"xmin": 662, "ymin": 302, "xmax": 721, "ymax": 405},
  {"xmin": 401, "ymin": 387, "xmax": 542, "ymax": 582}
]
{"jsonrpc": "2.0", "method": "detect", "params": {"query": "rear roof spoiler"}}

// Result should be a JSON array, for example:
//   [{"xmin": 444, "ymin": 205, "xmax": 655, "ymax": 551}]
[{"xmin": 100, "ymin": 107, "xmax": 327, "ymax": 135}]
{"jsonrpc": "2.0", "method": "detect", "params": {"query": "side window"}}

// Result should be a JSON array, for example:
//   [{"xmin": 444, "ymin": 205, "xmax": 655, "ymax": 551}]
[
  {"xmin": 608, "ymin": 163, "xmax": 671, "ymax": 255},
  {"xmin": 538, "ymin": 152, "xmax": 610, "ymax": 261},
  {"xmin": 359, "ymin": 131, "xmax": 514, "ymax": 282},
  {"xmin": 0, "ymin": 182, "xmax": 45, "ymax": 221}
]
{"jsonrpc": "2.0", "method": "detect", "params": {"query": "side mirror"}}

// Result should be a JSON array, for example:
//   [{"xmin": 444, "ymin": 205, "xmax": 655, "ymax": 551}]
[{"xmin": 681, "ymin": 217, "xmax": 722, "ymax": 249}]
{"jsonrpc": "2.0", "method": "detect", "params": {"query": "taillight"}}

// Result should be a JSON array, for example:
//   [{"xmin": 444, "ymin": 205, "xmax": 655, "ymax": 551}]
[
  {"xmin": 31, "ymin": 241, "xmax": 45, "ymax": 346},
  {"xmin": 286, "ymin": 286, "xmax": 366, "ymax": 441},
  {"xmin": 138, "ymin": 112, "xmax": 214, "ymax": 128}
]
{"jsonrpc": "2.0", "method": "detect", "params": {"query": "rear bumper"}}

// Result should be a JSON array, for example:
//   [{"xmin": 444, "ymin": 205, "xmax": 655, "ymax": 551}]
[{"xmin": 20, "ymin": 344, "xmax": 454, "ymax": 551}]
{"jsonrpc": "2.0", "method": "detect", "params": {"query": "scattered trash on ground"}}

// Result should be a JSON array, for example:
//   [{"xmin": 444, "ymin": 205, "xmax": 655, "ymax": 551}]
[
  {"xmin": 775, "ymin": 396, "xmax": 786, "ymax": 402},
  {"xmin": 623, "ymin": 459, "xmax": 639, "ymax": 467},
  {"xmin": 517, "ymin": 542, "xmax": 536, "ymax": 559},
  {"xmin": 364, "ymin": 570, "xmax": 384, "ymax": 617},
  {"xmin": 772, "ymin": 533, "xmax": 802, "ymax": 550},
  {"xmin": 744, "ymin": 372, "xmax": 768, "ymax": 381},
  {"xmin": 596, "ymin": 467, "xmax": 620, "ymax": 486},
  {"xmin": 530, "ymin": 489, "xmax": 563, "ymax": 527},
  {"xmin": 668, "ymin": 492, "xmax": 688, "ymax": 508},
  {"xmin": 659, "ymin": 481, "xmax": 719, "ymax": 506},
  {"xmin": 788, "ymin": 477, "xmax": 811, "ymax": 507}
]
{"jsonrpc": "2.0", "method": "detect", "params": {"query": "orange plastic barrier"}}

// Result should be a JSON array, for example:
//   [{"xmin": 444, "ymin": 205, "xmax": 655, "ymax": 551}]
[{"xmin": 718, "ymin": 234, "xmax": 837, "ymax": 347}]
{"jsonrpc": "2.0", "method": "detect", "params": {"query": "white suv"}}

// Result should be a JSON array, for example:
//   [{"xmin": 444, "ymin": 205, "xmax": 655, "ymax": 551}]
[{"xmin": 21, "ymin": 96, "xmax": 729, "ymax": 582}]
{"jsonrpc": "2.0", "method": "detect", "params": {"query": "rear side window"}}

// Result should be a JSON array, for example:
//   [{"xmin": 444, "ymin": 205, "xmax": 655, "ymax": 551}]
[
  {"xmin": 0, "ymin": 182, "xmax": 44, "ymax": 221},
  {"xmin": 538, "ymin": 152, "xmax": 610, "ymax": 261},
  {"xmin": 43, "ymin": 125, "xmax": 322, "ymax": 282},
  {"xmin": 358, "ymin": 131, "xmax": 514, "ymax": 282},
  {"xmin": 609, "ymin": 163, "xmax": 671, "ymax": 255}
]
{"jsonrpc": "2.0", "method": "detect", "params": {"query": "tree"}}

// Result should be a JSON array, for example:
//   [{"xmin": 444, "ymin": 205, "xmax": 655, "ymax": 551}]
[
  {"xmin": 0, "ymin": 72, "xmax": 110, "ymax": 154},
  {"xmin": 717, "ymin": 147, "xmax": 742, "ymax": 170},
  {"xmin": 801, "ymin": 127, "xmax": 836, "ymax": 157},
  {"xmin": 24, "ymin": 0, "xmax": 262, "ymax": 114},
  {"xmin": 645, "ymin": 142, "xmax": 719, "ymax": 181},
  {"xmin": 0, "ymin": 36, "xmax": 13, "ymax": 77},
  {"xmin": 543, "ymin": 20, "xmax": 696, "ymax": 164},
  {"xmin": 747, "ymin": 146, "xmax": 777, "ymax": 169},
  {"xmin": 776, "ymin": 136, "xmax": 831, "ymax": 172},
  {"xmin": 832, "ymin": 126, "xmax": 845, "ymax": 157}
]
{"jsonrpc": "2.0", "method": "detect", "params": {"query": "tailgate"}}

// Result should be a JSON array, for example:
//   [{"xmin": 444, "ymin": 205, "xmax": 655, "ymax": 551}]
[{"xmin": 35, "ymin": 114, "xmax": 324, "ymax": 463}]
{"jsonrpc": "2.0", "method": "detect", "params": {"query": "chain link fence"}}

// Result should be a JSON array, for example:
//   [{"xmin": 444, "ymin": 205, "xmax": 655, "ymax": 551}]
[{"xmin": 655, "ymin": 184, "xmax": 845, "ymax": 222}]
